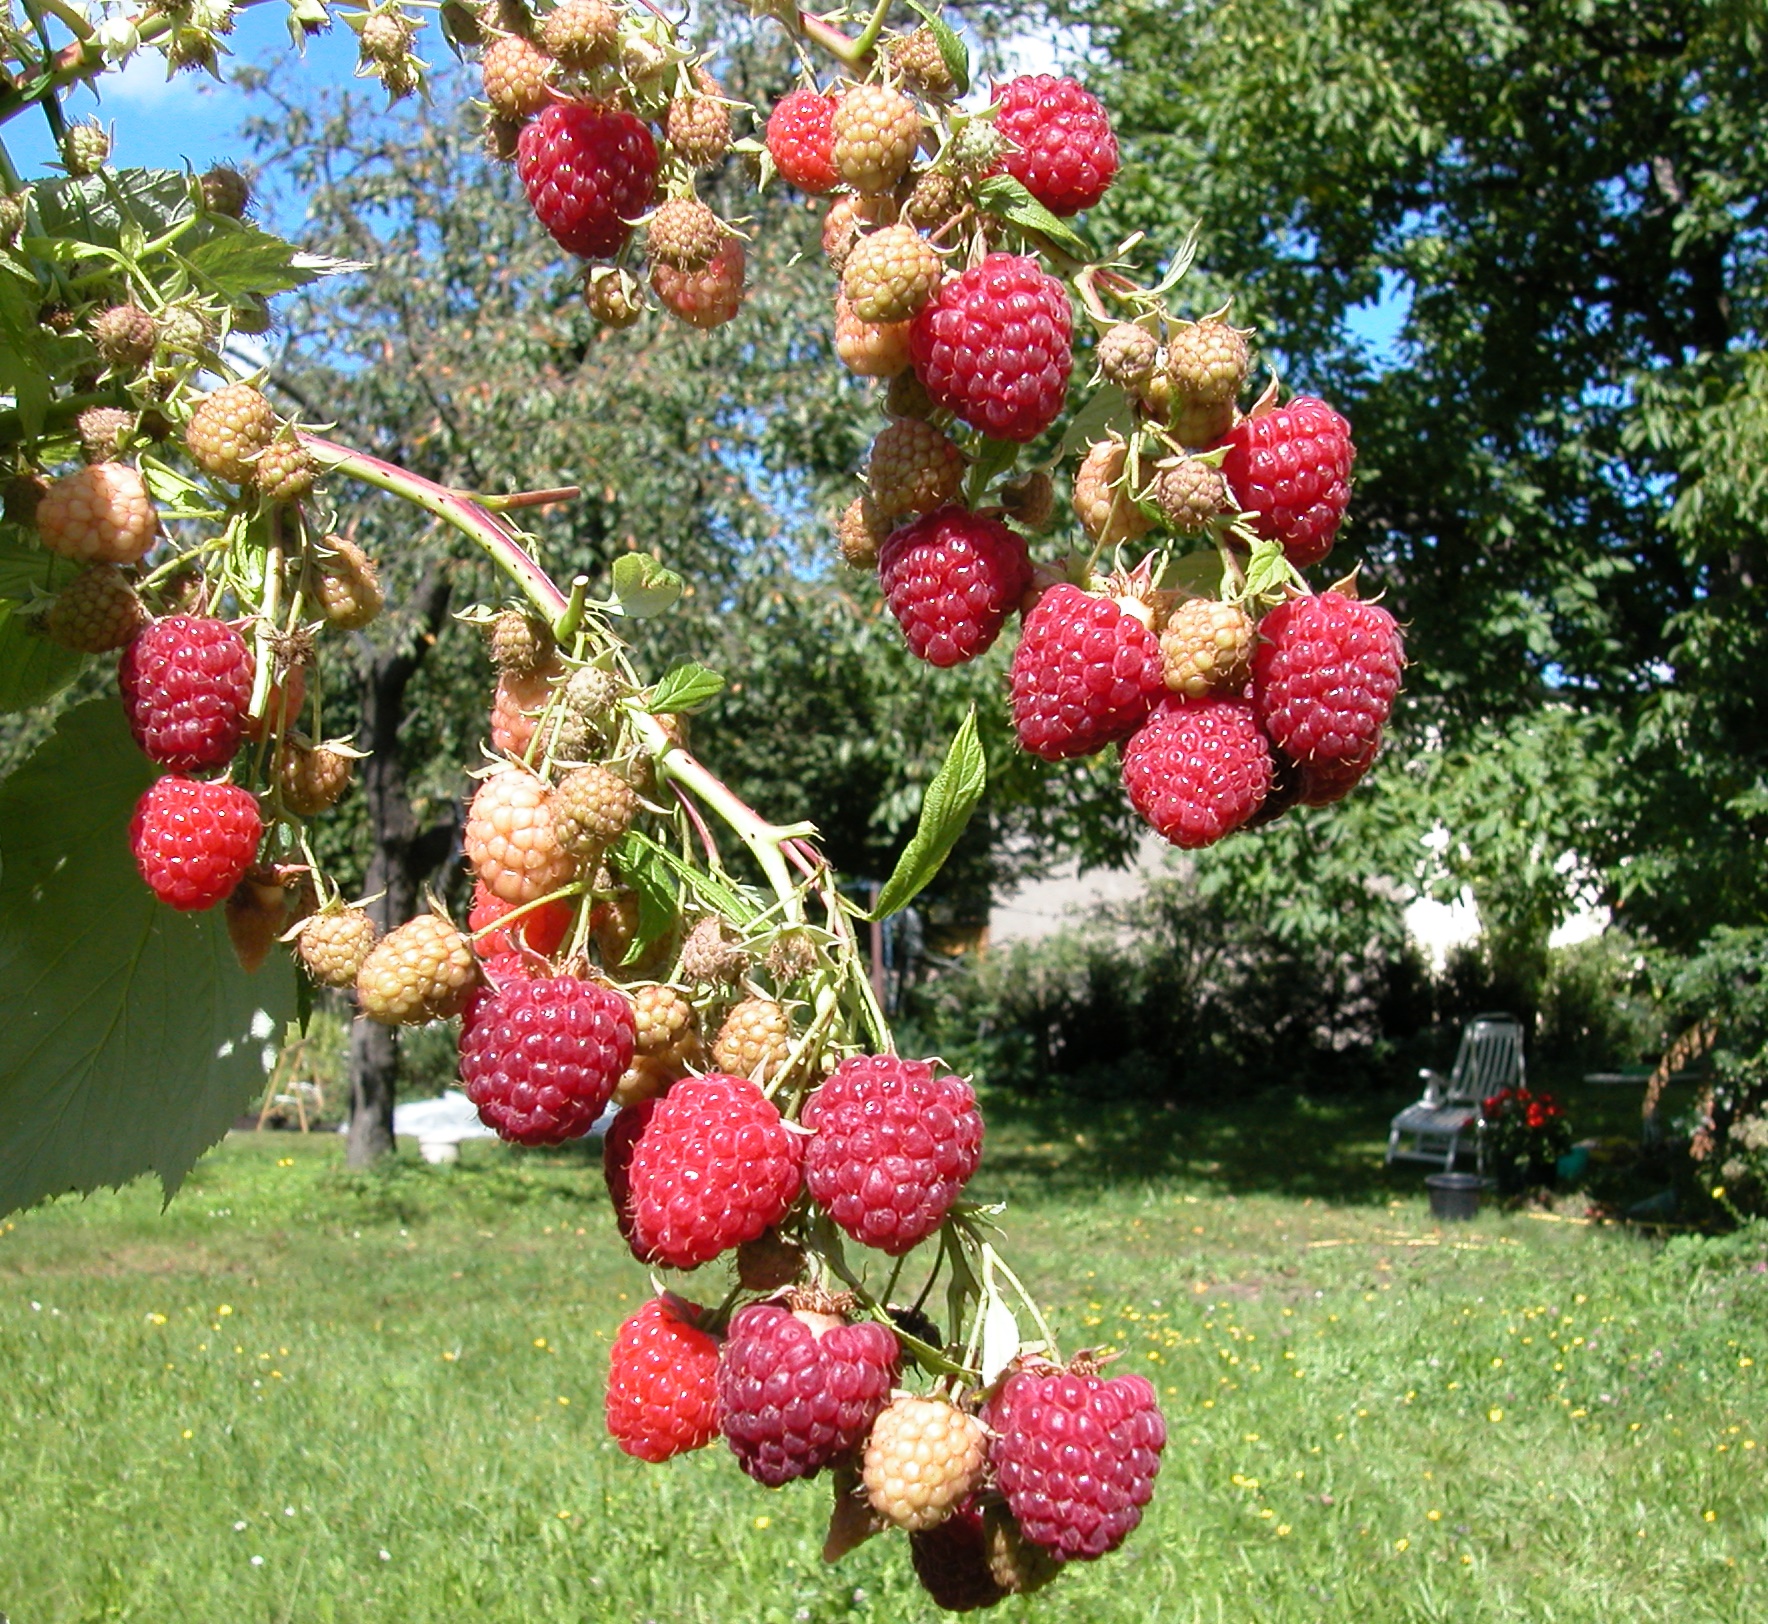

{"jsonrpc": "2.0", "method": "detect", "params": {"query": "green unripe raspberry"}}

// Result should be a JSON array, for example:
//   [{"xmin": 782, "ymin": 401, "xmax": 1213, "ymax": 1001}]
[{"xmin": 63, "ymin": 121, "xmax": 111, "ymax": 177}]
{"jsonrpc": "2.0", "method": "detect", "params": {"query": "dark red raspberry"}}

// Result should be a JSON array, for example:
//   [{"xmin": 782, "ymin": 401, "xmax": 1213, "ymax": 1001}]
[
  {"xmin": 459, "ymin": 948, "xmax": 539, "ymax": 1045},
  {"xmin": 985, "ymin": 1361, "xmax": 1166, "ymax": 1560},
  {"xmin": 909, "ymin": 254, "xmax": 1072, "ymax": 442},
  {"xmin": 802, "ymin": 1055, "xmax": 983, "ymax": 1255},
  {"xmin": 1009, "ymin": 585, "xmax": 1164, "ymax": 760},
  {"xmin": 1250, "ymin": 591, "xmax": 1404, "ymax": 764},
  {"xmin": 603, "ymin": 1096, "xmax": 660, "ymax": 1260},
  {"xmin": 877, "ymin": 506, "xmax": 1032, "ymax": 668},
  {"xmin": 991, "ymin": 75, "xmax": 1119, "ymax": 217},
  {"xmin": 467, "ymin": 879, "xmax": 572, "ymax": 961},
  {"xmin": 1218, "ymin": 397, "xmax": 1355, "ymax": 567},
  {"xmin": 909, "ymin": 1500, "xmax": 1007, "ymax": 1612},
  {"xmin": 1300, "ymin": 737, "xmax": 1381, "ymax": 805},
  {"xmin": 517, "ymin": 101, "xmax": 660, "ymax": 260},
  {"xmin": 458, "ymin": 975, "xmax": 634, "ymax": 1146},
  {"xmin": 765, "ymin": 87, "xmax": 839, "ymax": 193},
  {"xmin": 716, "ymin": 1299, "xmax": 899, "ymax": 1486},
  {"xmin": 604, "ymin": 1295, "xmax": 721, "ymax": 1463},
  {"xmin": 626, "ymin": 1073, "xmax": 804, "ymax": 1268},
  {"xmin": 117, "ymin": 615, "xmax": 255, "ymax": 771},
  {"xmin": 1120, "ymin": 696, "xmax": 1273, "ymax": 848},
  {"xmin": 129, "ymin": 775, "xmax": 262, "ymax": 911}
]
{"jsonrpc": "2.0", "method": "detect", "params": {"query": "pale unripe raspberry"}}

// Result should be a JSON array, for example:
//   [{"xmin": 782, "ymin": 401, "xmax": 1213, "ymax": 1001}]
[
  {"xmin": 838, "ymin": 495, "xmax": 887, "ymax": 568},
  {"xmin": 1164, "ymin": 319, "xmax": 1250, "ymax": 445},
  {"xmin": 831, "ymin": 85, "xmax": 920, "ymax": 194},
  {"xmin": 592, "ymin": 887, "xmax": 642, "ymax": 968},
  {"xmin": 632, "ymin": 983, "xmax": 702, "ymax": 1067},
  {"xmin": 552, "ymin": 763, "xmax": 637, "ymax": 859},
  {"xmin": 841, "ymin": 224, "xmax": 941, "ymax": 324},
  {"xmin": 679, "ymin": 915, "xmax": 746, "ymax": 983},
  {"xmin": 75, "ymin": 406, "xmax": 134, "ymax": 463},
  {"xmin": 187, "ymin": 383, "xmax": 276, "ymax": 483},
  {"xmin": 42, "ymin": 563, "xmax": 146, "ymax": 651},
  {"xmin": 651, "ymin": 237, "xmax": 745, "ymax": 329},
  {"xmin": 1072, "ymin": 439, "xmax": 1150, "ymax": 546},
  {"xmin": 583, "ymin": 265, "xmax": 645, "ymax": 327},
  {"xmin": 1161, "ymin": 598, "xmax": 1256, "ymax": 698},
  {"xmin": 297, "ymin": 907, "xmax": 378, "ymax": 988},
  {"xmin": 481, "ymin": 34, "xmax": 553, "ymax": 121},
  {"xmin": 884, "ymin": 369, "xmax": 935, "ymax": 420},
  {"xmin": 612, "ymin": 1056, "xmax": 676, "ymax": 1109},
  {"xmin": 999, "ymin": 469, "xmax": 1055, "ymax": 531},
  {"xmin": 62, "ymin": 120, "xmax": 110, "ymax": 176},
  {"xmin": 356, "ymin": 912, "xmax": 478, "ymax": 1023},
  {"xmin": 888, "ymin": 28, "xmax": 956, "ymax": 98},
  {"xmin": 91, "ymin": 303, "xmax": 156, "ymax": 370},
  {"xmin": 255, "ymin": 440, "xmax": 319, "ymax": 503},
  {"xmin": 488, "ymin": 607, "xmax": 555, "ymax": 675},
  {"xmin": 36, "ymin": 462, "xmax": 158, "ymax": 563},
  {"xmin": 868, "ymin": 417, "xmax": 963, "ymax": 519},
  {"xmin": 155, "ymin": 304, "xmax": 211, "ymax": 356},
  {"xmin": 1151, "ymin": 456, "xmax": 1232, "ymax": 536},
  {"xmin": 1098, "ymin": 322, "xmax": 1159, "ymax": 392},
  {"xmin": 540, "ymin": 0, "xmax": 618, "ymax": 68},
  {"xmin": 665, "ymin": 70, "xmax": 731, "ymax": 169},
  {"xmin": 360, "ymin": 10, "xmax": 415, "ymax": 63},
  {"xmin": 711, "ymin": 997, "xmax": 792, "ymax": 1082},
  {"xmin": 835, "ymin": 294, "xmax": 911, "ymax": 378},
  {"xmin": 312, "ymin": 535, "xmax": 383, "ymax": 629},
  {"xmin": 277, "ymin": 739, "xmax": 355, "ymax": 815},
  {"xmin": 902, "ymin": 166, "xmax": 960, "ymax": 231},
  {"xmin": 764, "ymin": 927, "xmax": 821, "ymax": 985},
  {"xmin": 646, "ymin": 196, "xmax": 728, "ymax": 272},
  {"xmin": 822, "ymin": 196, "xmax": 862, "ymax": 272},
  {"xmin": 863, "ymin": 1397, "xmax": 988, "ymax": 1531},
  {"xmin": 489, "ymin": 659, "xmax": 562, "ymax": 756},
  {"xmin": 465, "ymin": 766, "xmax": 578, "ymax": 905},
  {"xmin": 200, "ymin": 165, "xmax": 250, "ymax": 217},
  {"xmin": 484, "ymin": 113, "xmax": 523, "ymax": 162}
]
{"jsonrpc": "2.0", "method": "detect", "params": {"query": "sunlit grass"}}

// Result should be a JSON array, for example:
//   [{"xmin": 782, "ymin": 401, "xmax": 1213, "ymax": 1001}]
[{"xmin": 0, "ymin": 1095, "xmax": 1762, "ymax": 1622}]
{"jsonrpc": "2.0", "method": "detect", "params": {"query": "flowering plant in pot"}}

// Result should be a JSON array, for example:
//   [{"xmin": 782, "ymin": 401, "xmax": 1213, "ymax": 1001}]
[{"xmin": 1479, "ymin": 1087, "xmax": 1573, "ymax": 1192}]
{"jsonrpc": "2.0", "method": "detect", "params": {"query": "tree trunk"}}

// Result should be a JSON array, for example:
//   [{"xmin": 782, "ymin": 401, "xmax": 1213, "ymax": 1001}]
[{"xmin": 344, "ymin": 566, "xmax": 456, "ymax": 1169}]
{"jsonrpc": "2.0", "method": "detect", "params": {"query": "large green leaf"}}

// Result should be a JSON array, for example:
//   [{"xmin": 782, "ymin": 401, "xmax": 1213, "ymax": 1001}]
[
  {"xmin": 0, "ymin": 699, "xmax": 295, "ymax": 1218},
  {"xmin": 0, "ymin": 532, "xmax": 75, "ymax": 600},
  {"xmin": 0, "ymin": 600, "xmax": 87, "ymax": 712},
  {"xmin": 868, "ymin": 708, "xmax": 987, "ymax": 920}
]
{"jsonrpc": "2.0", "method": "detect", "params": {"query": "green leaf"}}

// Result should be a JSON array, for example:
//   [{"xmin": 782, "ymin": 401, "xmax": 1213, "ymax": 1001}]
[
  {"xmin": 0, "ymin": 264, "xmax": 56, "ymax": 438},
  {"xmin": 0, "ymin": 601, "xmax": 87, "ymax": 712},
  {"xmin": 608, "ymin": 831, "xmax": 679, "ymax": 965},
  {"xmin": 964, "ymin": 437, "xmax": 1022, "ymax": 507},
  {"xmin": 184, "ymin": 227, "xmax": 340, "ymax": 299},
  {"xmin": 972, "ymin": 174, "xmax": 1098, "ymax": 260},
  {"xmin": 610, "ymin": 552, "xmax": 684, "ymax": 619},
  {"xmin": 0, "ymin": 533, "xmax": 75, "ymax": 600},
  {"xmin": 869, "ymin": 709, "xmax": 987, "ymax": 920},
  {"xmin": 907, "ymin": 1, "xmax": 970, "ymax": 95},
  {"xmin": 28, "ymin": 170, "xmax": 196, "ymax": 250},
  {"xmin": 0, "ymin": 699, "xmax": 296, "ymax": 1219},
  {"xmin": 623, "ymin": 829, "xmax": 759, "ymax": 925},
  {"xmin": 648, "ymin": 661, "xmax": 725, "ymax": 714},
  {"xmin": 1242, "ymin": 537, "xmax": 1300, "ymax": 606},
  {"xmin": 1053, "ymin": 384, "xmax": 1134, "ymax": 465},
  {"xmin": 1158, "ymin": 549, "xmax": 1226, "ymax": 599}
]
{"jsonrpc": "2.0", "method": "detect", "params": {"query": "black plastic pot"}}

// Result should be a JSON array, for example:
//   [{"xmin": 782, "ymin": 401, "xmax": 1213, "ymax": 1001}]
[{"xmin": 1426, "ymin": 1172, "xmax": 1485, "ymax": 1221}]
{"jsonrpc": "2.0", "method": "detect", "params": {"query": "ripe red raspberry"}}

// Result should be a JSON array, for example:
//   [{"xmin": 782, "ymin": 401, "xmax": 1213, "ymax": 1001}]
[
  {"xmin": 1009, "ymin": 585, "xmax": 1164, "ymax": 761},
  {"xmin": 1219, "ymin": 397, "xmax": 1355, "ymax": 567},
  {"xmin": 717, "ymin": 1297, "xmax": 900, "ymax": 1486},
  {"xmin": 35, "ymin": 462, "xmax": 158, "ymax": 563},
  {"xmin": 467, "ymin": 879, "xmax": 572, "ymax": 960},
  {"xmin": 464, "ymin": 766, "xmax": 577, "ymax": 905},
  {"xmin": 459, "ymin": 974, "xmax": 634, "ymax": 1145},
  {"xmin": 991, "ymin": 75, "xmax": 1119, "ymax": 217},
  {"xmin": 877, "ymin": 506, "xmax": 1032, "ymax": 668},
  {"xmin": 651, "ymin": 235, "xmax": 744, "ymax": 328},
  {"xmin": 909, "ymin": 1500, "xmax": 1008, "ymax": 1611},
  {"xmin": 118, "ymin": 615, "xmax": 255, "ymax": 771},
  {"xmin": 1120, "ymin": 696, "xmax": 1273, "ymax": 848},
  {"xmin": 765, "ymin": 87, "xmax": 839, "ymax": 193},
  {"xmin": 517, "ymin": 101, "xmax": 659, "ymax": 260},
  {"xmin": 605, "ymin": 1296, "xmax": 721, "ymax": 1463},
  {"xmin": 602, "ymin": 1095, "xmax": 658, "ymax": 1258},
  {"xmin": 985, "ymin": 1361, "xmax": 1166, "ymax": 1560},
  {"xmin": 129, "ymin": 776, "xmax": 262, "ymax": 911},
  {"xmin": 1300, "ymin": 737, "xmax": 1380, "ymax": 806},
  {"xmin": 910, "ymin": 254, "xmax": 1072, "ymax": 442},
  {"xmin": 625, "ymin": 1073, "xmax": 803, "ymax": 1267},
  {"xmin": 1250, "ymin": 590, "xmax": 1404, "ymax": 764},
  {"xmin": 802, "ymin": 1055, "xmax": 982, "ymax": 1255}
]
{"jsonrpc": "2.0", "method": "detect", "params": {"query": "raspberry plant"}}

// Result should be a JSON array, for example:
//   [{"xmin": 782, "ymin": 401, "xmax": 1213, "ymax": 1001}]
[{"xmin": 0, "ymin": 0, "xmax": 1415, "ymax": 1601}]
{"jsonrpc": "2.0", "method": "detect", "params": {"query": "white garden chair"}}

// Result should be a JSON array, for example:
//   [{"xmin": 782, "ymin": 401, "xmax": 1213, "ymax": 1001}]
[{"xmin": 1386, "ymin": 1013, "xmax": 1526, "ymax": 1171}]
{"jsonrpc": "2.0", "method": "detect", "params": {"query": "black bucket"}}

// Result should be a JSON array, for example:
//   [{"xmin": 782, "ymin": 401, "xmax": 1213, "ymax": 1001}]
[{"xmin": 1426, "ymin": 1172, "xmax": 1485, "ymax": 1221}]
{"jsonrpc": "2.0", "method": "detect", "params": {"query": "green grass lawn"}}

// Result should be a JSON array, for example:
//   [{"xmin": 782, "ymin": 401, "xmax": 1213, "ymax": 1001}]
[{"xmin": 0, "ymin": 1087, "xmax": 1762, "ymax": 1623}]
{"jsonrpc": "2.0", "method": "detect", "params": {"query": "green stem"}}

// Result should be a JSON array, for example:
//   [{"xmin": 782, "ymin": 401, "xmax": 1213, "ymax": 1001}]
[
  {"xmin": 0, "ymin": 138, "xmax": 21, "ymax": 191},
  {"xmin": 848, "ymin": 0, "xmax": 893, "ymax": 60}
]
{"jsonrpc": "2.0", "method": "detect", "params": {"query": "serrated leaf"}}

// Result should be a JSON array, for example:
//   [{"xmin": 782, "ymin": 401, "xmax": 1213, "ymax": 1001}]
[
  {"xmin": 610, "ymin": 552, "xmax": 683, "ymax": 619},
  {"xmin": 1242, "ymin": 537, "xmax": 1297, "ymax": 605},
  {"xmin": 0, "ymin": 601, "xmax": 87, "ymax": 712},
  {"xmin": 870, "ymin": 709, "xmax": 986, "ymax": 920},
  {"xmin": 972, "ymin": 174, "xmax": 1097, "ymax": 260},
  {"xmin": 0, "ymin": 534, "xmax": 75, "ymax": 600},
  {"xmin": 0, "ymin": 699, "xmax": 295, "ymax": 1218},
  {"xmin": 980, "ymin": 1289, "xmax": 1022, "ymax": 1384},
  {"xmin": 0, "ymin": 264, "xmax": 56, "ymax": 438},
  {"xmin": 907, "ymin": 1, "xmax": 970, "ymax": 95},
  {"xmin": 608, "ymin": 831, "xmax": 679, "ymax": 964},
  {"xmin": 649, "ymin": 661, "xmax": 725, "ymax": 714},
  {"xmin": 623, "ymin": 829, "xmax": 759, "ymax": 924},
  {"xmin": 28, "ymin": 170, "xmax": 195, "ymax": 250},
  {"xmin": 185, "ymin": 227, "xmax": 334, "ymax": 299},
  {"xmin": 1158, "ymin": 549, "xmax": 1226, "ymax": 599},
  {"xmin": 1054, "ymin": 384, "xmax": 1134, "ymax": 464}
]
